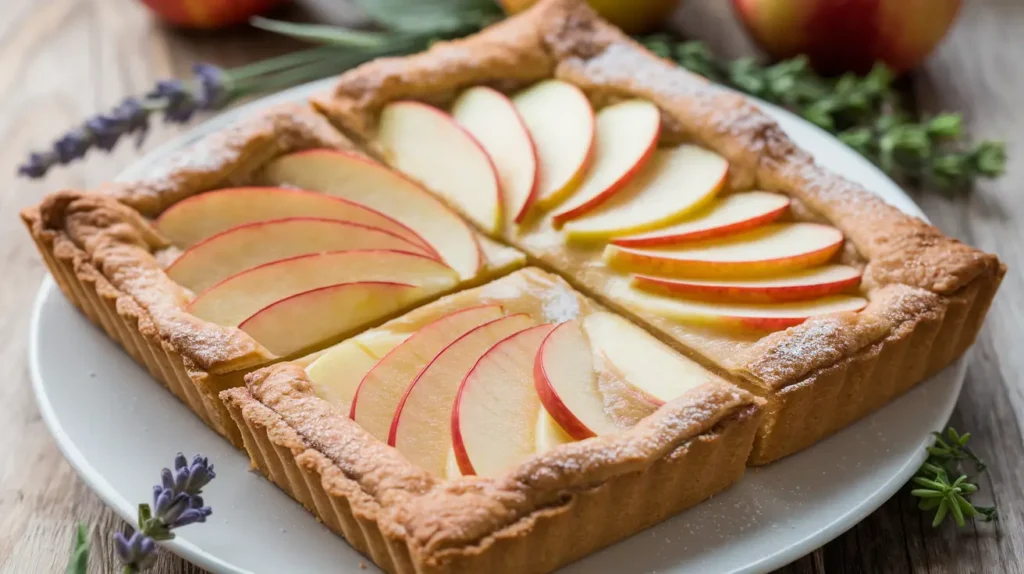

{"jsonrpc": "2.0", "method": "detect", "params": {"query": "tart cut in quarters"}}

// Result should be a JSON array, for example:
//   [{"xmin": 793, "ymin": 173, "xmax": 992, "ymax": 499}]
[
  {"xmin": 22, "ymin": 3, "xmax": 1004, "ymax": 574},
  {"xmin": 286, "ymin": 268, "xmax": 746, "ymax": 479}
]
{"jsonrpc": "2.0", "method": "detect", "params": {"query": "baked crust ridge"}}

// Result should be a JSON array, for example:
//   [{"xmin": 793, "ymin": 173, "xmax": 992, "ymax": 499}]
[{"xmin": 222, "ymin": 362, "xmax": 762, "ymax": 573}]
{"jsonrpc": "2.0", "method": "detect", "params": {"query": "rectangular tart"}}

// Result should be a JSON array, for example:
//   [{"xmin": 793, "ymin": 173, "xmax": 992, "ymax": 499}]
[
  {"xmin": 21, "ymin": 102, "xmax": 524, "ymax": 446},
  {"xmin": 222, "ymin": 267, "xmax": 763, "ymax": 573},
  {"xmin": 310, "ymin": 0, "xmax": 1005, "ymax": 464}
]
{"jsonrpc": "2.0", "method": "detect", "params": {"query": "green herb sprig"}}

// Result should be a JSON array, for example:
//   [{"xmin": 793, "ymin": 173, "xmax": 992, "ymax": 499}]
[
  {"xmin": 640, "ymin": 36, "xmax": 1006, "ymax": 193},
  {"xmin": 910, "ymin": 427, "xmax": 996, "ymax": 527}
]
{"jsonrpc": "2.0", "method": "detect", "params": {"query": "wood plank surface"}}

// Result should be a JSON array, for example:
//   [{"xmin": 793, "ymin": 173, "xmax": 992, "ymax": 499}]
[{"xmin": 0, "ymin": 0, "xmax": 1020, "ymax": 572}]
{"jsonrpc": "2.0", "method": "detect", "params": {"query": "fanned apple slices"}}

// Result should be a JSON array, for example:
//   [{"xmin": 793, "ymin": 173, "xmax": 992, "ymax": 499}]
[
  {"xmin": 632, "ymin": 265, "xmax": 863, "ymax": 303},
  {"xmin": 167, "ymin": 217, "xmax": 435, "ymax": 293},
  {"xmin": 307, "ymin": 292, "xmax": 715, "ymax": 479},
  {"xmin": 185, "ymin": 249, "xmax": 456, "ymax": 326},
  {"xmin": 154, "ymin": 186, "xmax": 435, "ymax": 254},
  {"xmin": 550, "ymin": 100, "xmax": 661, "ymax": 225},
  {"xmin": 260, "ymin": 149, "xmax": 482, "ymax": 280},
  {"xmin": 605, "ymin": 223, "xmax": 845, "ymax": 278},
  {"xmin": 513, "ymin": 80, "xmax": 595, "ymax": 211},
  {"xmin": 563, "ymin": 145, "xmax": 728, "ymax": 241},
  {"xmin": 611, "ymin": 192, "xmax": 791, "ymax": 247},
  {"xmin": 377, "ymin": 101, "xmax": 504, "ymax": 234},
  {"xmin": 452, "ymin": 87, "xmax": 539, "ymax": 225}
]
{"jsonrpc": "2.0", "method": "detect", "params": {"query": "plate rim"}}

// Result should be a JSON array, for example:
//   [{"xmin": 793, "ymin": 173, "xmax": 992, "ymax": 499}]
[{"xmin": 28, "ymin": 76, "xmax": 960, "ymax": 574}]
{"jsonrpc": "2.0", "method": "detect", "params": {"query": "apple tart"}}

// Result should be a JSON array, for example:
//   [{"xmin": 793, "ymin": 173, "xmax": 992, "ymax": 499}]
[
  {"xmin": 312, "ymin": 0, "xmax": 1004, "ymax": 464},
  {"xmin": 223, "ymin": 268, "xmax": 762, "ymax": 572},
  {"xmin": 21, "ymin": 102, "xmax": 525, "ymax": 446},
  {"xmin": 20, "ymin": 0, "xmax": 1005, "ymax": 571}
]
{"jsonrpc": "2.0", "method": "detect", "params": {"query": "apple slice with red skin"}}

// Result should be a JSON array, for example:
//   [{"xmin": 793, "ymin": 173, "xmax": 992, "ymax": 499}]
[
  {"xmin": 166, "ymin": 218, "xmax": 433, "ymax": 293},
  {"xmin": 512, "ymin": 80, "xmax": 595, "ymax": 211},
  {"xmin": 582, "ymin": 312, "xmax": 719, "ymax": 405},
  {"xmin": 389, "ymin": 314, "xmax": 535, "ymax": 476},
  {"xmin": 550, "ymin": 100, "xmax": 661, "ymax": 225},
  {"xmin": 534, "ymin": 319, "xmax": 622, "ymax": 440},
  {"xmin": 452, "ymin": 87, "xmax": 539, "ymax": 224},
  {"xmin": 238, "ymin": 281, "xmax": 419, "ymax": 357},
  {"xmin": 349, "ymin": 305, "xmax": 506, "ymax": 442},
  {"xmin": 452, "ymin": 323, "xmax": 556, "ymax": 477},
  {"xmin": 186, "ymin": 249, "xmax": 457, "ymax": 327},
  {"xmin": 154, "ymin": 187, "xmax": 435, "ymax": 254},
  {"xmin": 611, "ymin": 191, "xmax": 791, "ymax": 248},
  {"xmin": 632, "ymin": 264, "xmax": 863, "ymax": 303},
  {"xmin": 535, "ymin": 407, "xmax": 574, "ymax": 453},
  {"xmin": 261, "ymin": 150, "xmax": 481, "ymax": 279},
  {"xmin": 563, "ymin": 145, "xmax": 728, "ymax": 242},
  {"xmin": 377, "ymin": 101, "xmax": 503, "ymax": 234},
  {"xmin": 605, "ymin": 223, "xmax": 844, "ymax": 279},
  {"xmin": 619, "ymin": 286, "xmax": 869, "ymax": 331}
]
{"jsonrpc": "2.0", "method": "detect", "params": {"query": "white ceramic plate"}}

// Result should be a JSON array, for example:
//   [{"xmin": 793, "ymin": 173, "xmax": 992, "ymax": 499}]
[{"xmin": 29, "ymin": 79, "xmax": 965, "ymax": 574}]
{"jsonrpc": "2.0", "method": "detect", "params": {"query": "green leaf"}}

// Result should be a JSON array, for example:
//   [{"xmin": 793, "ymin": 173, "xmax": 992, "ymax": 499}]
[
  {"xmin": 251, "ymin": 17, "xmax": 398, "ymax": 48},
  {"xmin": 948, "ymin": 495, "xmax": 967, "ymax": 527},
  {"xmin": 932, "ymin": 499, "xmax": 950, "ymax": 527},
  {"xmin": 137, "ymin": 503, "xmax": 151, "ymax": 527},
  {"xmin": 973, "ymin": 141, "xmax": 1007, "ymax": 176},
  {"xmin": 928, "ymin": 114, "xmax": 963, "ymax": 138},
  {"xmin": 354, "ymin": 0, "xmax": 502, "ymax": 34},
  {"xmin": 65, "ymin": 523, "xmax": 89, "ymax": 574}
]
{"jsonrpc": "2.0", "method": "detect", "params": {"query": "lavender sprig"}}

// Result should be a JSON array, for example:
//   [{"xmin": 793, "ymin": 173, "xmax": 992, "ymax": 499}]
[
  {"xmin": 18, "ymin": 66, "xmax": 220, "ymax": 179},
  {"xmin": 110, "ymin": 453, "xmax": 216, "ymax": 574},
  {"xmin": 19, "ymin": 43, "xmax": 382, "ymax": 179}
]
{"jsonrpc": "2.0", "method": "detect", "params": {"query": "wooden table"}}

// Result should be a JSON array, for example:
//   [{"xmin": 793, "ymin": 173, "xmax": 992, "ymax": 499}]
[{"xmin": 1, "ymin": 0, "xmax": 1021, "ymax": 572}]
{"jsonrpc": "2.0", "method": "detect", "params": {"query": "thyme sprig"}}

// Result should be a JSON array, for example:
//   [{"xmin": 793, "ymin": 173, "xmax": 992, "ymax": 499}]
[
  {"xmin": 910, "ymin": 427, "xmax": 996, "ymax": 527},
  {"xmin": 640, "ymin": 35, "xmax": 1006, "ymax": 193}
]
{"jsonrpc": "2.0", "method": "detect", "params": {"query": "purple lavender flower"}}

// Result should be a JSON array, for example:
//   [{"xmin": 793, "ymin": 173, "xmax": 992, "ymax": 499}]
[
  {"xmin": 18, "ymin": 64, "xmax": 228, "ymax": 179},
  {"xmin": 114, "ymin": 531, "xmax": 158, "ymax": 572},
  {"xmin": 112, "ymin": 453, "xmax": 216, "ymax": 573}
]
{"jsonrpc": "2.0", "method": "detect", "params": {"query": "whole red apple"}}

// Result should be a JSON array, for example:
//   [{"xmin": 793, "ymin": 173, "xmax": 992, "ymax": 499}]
[
  {"xmin": 731, "ymin": 0, "xmax": 962, "ymax": 74},
  {"xmin": 139, "ymin": 0, "xmax": 290, "ymax": 29}
]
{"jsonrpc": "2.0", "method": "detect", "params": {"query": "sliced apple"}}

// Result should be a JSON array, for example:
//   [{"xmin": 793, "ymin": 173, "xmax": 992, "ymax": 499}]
[
  {"xmin": 445, "ymin": 448, "xmax": 462, "ymax": 479},
  {"xmin": 238, "ymin": 281, "xmax": 418, "ymax": 357},
  {"xmin": 563, "ymin": 145, "xmax": 727, "ymax": 241},
  {"xmin": 512, "ymin": 80, "xmax": 595, "ymax": 210},
  {"xmin": 304, "ymin": 330, "xmax": 410, "ymax": 415},
  {"xmin": 153, "ymin": 187, "xmax": 434, "ymax": 253},
  {"xmin": 350, "ymin": 305, "xmax": 506, "ymax": 442},
  {"xmin": 167, "ymin": 218, "xmax": 432, "ymax": 293},
  {"xmin": 452, "ymin": 324, "xmax": 556, "ymax": 477},
  {"xmin": 305, "ymin": 340, "xmax": 380, "ymax": 413},
  {"xmin": 632, "ymin": 264, "xmax": 863, "ymax": 303},
  {"xmin": 187, "ymin": 249, "xmax": 457, "ymax": 327},
  {"xmin": 261, "ymin": 150, "xmax": 481, "ymax": 279},
  {"xmin": 605, "ymin": 223, "xmax": 844, "ymax": 278},
  {"xmin": 389, "ymin": 314, "xmax": 535, "ymax": 476},
  {"xmin": 376, "ymin": 101, "xmax": 502, "ymax": 233},
  {"xmin": 620, "ymin": 287, "xmax": 869, "ymax": 331},
  {"xmin": 452, "ymin": 87, "xmax": 539, "ymax": 224},
  {"xmin": 534, "ymin": 319, "xmax": 621, "ymax": 439},
  {"xmin": 611, "ymin": 191, "xmax": 790, "ymax": 247},
  {"xmin": 535, "ymin": 407, "xmax": 574, "ymax": 453},
  {"xmin": 582, "ymin": 312, "xmax": 717, "ymax": 405},
  {"xmin": 550, "ymin": 100, "xmax": 661, "ymax": 225}
]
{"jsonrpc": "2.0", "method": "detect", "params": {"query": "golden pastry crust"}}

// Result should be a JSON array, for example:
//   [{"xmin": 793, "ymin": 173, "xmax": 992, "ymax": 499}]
[
  {"xmin": 223, "ymin": 360, "xmax": 761, "ymax": 573},
  {"xmin": 99, "ymin": 102, "xmax": 359, "ymax": 217}
]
